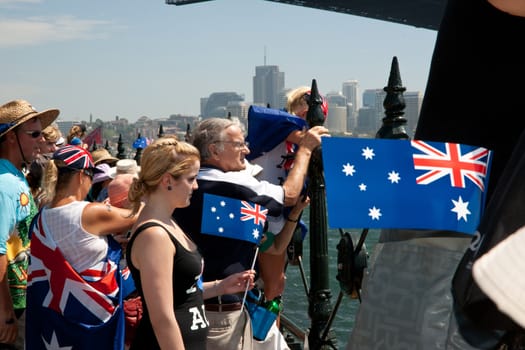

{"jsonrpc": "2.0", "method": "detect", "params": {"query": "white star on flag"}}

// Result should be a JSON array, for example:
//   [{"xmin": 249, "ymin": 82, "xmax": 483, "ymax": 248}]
[
  {"xmin": 362, "ymin": 147, "xmax": 375, "ymax": 160},
  {"xmin": 368, "ymin": 206, "xmax": 382, "ymax": 220},
  {"xmin": 342, "ymin": 163, "xmax": 355, "ymax": 176},
  {"xmin": 451, "ymin": 196, "xmax": 471, "ymax": 221},
  {"xmin": 388, "ymin": 171, "xmax": 401, "ymax": 183},
  {"xmin": 44, "ymin": 332, "xmax": 72, "ymax": 350}
]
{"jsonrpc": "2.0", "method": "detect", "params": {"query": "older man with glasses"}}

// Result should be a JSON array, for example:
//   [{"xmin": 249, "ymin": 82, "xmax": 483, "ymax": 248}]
[
  {"xmin": 0, "ymin": 99, "xmax": 59, "ymax": 349},
  {"xmin": 174, "ymin": 117, "xmax": 329, "ymax": 350}
]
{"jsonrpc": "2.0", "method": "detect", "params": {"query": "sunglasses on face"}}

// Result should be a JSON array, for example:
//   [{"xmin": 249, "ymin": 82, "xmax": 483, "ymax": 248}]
[{"xmin": 20, "ymin": 130, "xmax": 43, "ymax": 138}]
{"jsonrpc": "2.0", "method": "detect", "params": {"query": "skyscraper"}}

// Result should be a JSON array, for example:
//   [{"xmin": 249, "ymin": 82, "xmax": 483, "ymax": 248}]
[
  {"xmin": 342, "ymin": 80, "xmax": 360, "ymax": 128},
  {"xmin": 253, "ymin": 65, "xmax": 285, "ymax": 109}
]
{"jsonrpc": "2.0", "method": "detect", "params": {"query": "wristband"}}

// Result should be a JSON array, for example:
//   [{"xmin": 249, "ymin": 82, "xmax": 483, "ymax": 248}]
[{"xmin": 286, "ymin": 216, "xmax": 299, "ymax": 223}]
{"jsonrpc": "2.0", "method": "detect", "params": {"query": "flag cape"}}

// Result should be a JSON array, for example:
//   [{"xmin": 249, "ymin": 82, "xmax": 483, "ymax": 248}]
[
  {"xmin": 83, "ymin": 126, "xmax": 103, "ymax": 148},
  {"xmin": 201, "ymin": 193, "xmax": 267, "ymax": 244},
  {"xmin": 321, "ymin": 137, "xmax": 492, "ymax": 234},
  {"xmin": 26, "ymin": 214, "xmax": 125, "ymax": 350},
  {"xmin": 246, "ymin": 105, "xmax": 307, "ymax": 160}
]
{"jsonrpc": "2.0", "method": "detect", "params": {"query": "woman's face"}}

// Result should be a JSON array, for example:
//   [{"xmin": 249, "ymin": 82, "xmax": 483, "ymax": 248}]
[{"xmin": 171, "ymin": 160, "xmax": 200, "ymax": 208}]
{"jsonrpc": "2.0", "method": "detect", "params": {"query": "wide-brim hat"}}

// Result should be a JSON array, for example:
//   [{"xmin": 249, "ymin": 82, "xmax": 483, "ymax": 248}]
[
  {"xmin": 0, "ymin": 99, "xmax": 59, "ymax": 138},
  {"xmin": 109, "ymin": 159, "xmax": 140, "ymax": 179},
  {"xmin": 91, "ymin": 148, "xmax": 118, "ymax": 166}
]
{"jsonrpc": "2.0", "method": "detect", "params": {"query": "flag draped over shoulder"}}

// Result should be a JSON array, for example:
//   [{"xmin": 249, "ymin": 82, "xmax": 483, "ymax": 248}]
[
  {"xmin": 26, "ymin": 214, "xmax": 125, "ymax": 350},
  {"xmin": 201, "ymin": 193, "xmax": 267, "ymax": 244},
  {"xmin": 83, "ymin": 126, "xmax": 103, "ymax": 148},
  {"xmin": 246, "ymin": 105, "xmax": 307, "ymax": 161},
  {"xmin": 321, "ymin": 137, "xmax": 492, "ymax": 234}
]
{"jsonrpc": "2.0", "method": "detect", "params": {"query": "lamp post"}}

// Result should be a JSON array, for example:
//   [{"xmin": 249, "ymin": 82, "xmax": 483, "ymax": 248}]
[{"xmin": 305, "ymin": 79, "xmax": 337, "ymax": 349}]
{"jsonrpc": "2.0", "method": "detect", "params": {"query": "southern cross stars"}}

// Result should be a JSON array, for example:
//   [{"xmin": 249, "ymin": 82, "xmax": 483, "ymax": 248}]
[
  {"xmin": 362, "ymin": 146, "xmax": 375, "ymax": 160},
  {"xmin": 342, "ymin": 163, "xmax": 355, "ymax": 176},
  {"xmin": 451, "ymin": 196, "xmax": 471, "ymax": 221}
]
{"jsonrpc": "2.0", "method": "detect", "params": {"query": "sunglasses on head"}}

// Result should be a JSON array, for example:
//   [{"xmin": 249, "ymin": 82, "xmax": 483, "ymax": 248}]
[{"xmin": 20, "ymin": 130, "xmax": 42, "ymax": 139}]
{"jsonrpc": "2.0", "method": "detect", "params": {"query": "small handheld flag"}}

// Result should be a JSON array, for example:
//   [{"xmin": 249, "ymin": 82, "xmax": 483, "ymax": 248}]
[
  {"xmin": 322, "ymin": 137, "xmax": 492, "ymax": 234},
  {"xmin": 201, "ymin": 193, "xmax": 268, "ymax": 244}
]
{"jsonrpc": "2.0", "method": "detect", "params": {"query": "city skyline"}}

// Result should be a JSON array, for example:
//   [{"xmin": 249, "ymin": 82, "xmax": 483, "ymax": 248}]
[{"xmin": 1, "ymin": 0, "xmax": 438, "ymax": 122}]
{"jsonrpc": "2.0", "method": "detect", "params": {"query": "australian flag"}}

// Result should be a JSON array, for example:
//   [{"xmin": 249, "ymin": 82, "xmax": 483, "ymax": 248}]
[
  {"xmin": 201, "ymin": 193, "xmax": 268, "ymax": 244},
  {"xmin": 246, "ymin": 105, "xmax": 307, "ymax": 161},
  {"xmin": 26, "ymin": 214, "xmax": 125, "ymax": 350},
  {"xmin": 322, "ymin": 137, "xmax": 492, "ymax": 235}
]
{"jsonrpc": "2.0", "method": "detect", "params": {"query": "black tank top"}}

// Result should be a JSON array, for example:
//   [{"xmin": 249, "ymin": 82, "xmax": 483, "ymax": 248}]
[{"xmin": 126, "ymin": 222, "xmax": 208, "ymax": 349}]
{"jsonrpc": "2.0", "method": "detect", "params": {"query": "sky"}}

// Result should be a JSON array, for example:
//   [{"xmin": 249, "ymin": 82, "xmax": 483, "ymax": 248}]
[{"xmin": 0, "ymin": 0, "xmax": 438, "ymax": 122}]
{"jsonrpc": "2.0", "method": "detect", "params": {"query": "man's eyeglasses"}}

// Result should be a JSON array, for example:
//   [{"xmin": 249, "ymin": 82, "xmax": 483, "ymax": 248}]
[
  {"xmin": 20, "ymin": 130, "xmax": 42, "ymax": 139},
  {"xmin": 219, "ymin": 141, "xmax": 250, "ymax": 149}
]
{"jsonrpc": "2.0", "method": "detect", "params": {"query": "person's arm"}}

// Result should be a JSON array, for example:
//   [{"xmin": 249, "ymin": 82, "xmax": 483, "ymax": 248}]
[
  {"xmin": 489, "ymin": 0, "xmax": 525, "ymax": 17},
  {"xmin": 0, "ymin": 255, "xmax": 16, "ymax": 344},
  {"xmin": 202, "ymin": 270, "xmax": 256, "ymax": 300},
  {"xmin": 264, "ymin": 197, "xmax": 310, "ymax": 255},
  {"xmin": 131, "ymin": 226, "xmax": 185, "ymax": 349},
  {"xmin": 81, "ymin": 202, "xmax": 141, "ymax": 236},
  {"xmin": 282, "ymin": 126, "xmax": 329, "ymax": 206}
]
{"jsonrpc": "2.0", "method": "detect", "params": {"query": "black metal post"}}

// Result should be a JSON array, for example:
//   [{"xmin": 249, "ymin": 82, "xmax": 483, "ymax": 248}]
[
  {"xmin": 134, "ymin": 133, "xmax": 143, "ymax": 165},
  {"xmin": 306, "ymin": 79, "xmax": 336, "ymax": 349},
  {"xmin": 158, "ymin": 124, "xmax": 165, "ymax": 138},
  {"xmin": 376, "ymin": 56, "xmax": 409, "ymax": 140},
  {"xmin": 117, "ymin": 134, "xmax": 126, "ymax": 159}
]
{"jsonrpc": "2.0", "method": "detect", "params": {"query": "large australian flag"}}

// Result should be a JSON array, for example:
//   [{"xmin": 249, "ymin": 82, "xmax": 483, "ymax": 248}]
[
  {"xmin": 26, "ymin": 214, "xmax": 125, "ymax": 350},
  {"xmin": 322, "ymin": 137, "xmax": 492, "ymax": 234},
  {"xmin": 201, "ymin": 193, "xmax": 268, "ymax": 244}
]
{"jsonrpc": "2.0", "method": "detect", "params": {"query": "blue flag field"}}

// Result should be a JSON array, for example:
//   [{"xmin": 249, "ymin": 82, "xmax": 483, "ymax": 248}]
[
  {"xmin": 321, "ymin": 137, "xmax": 492, "ymax": 234},
  {"xmin": 201, "ymin": 193, "xmax": 268, "ymax": 244}
]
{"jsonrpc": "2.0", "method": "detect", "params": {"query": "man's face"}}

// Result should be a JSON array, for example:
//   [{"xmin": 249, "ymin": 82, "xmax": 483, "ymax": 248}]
[
  {"xmin": 214, "ymin": 125, "xmax": 250, "ymax": 172},
  {"xmin": 16, "ymin": 118, "xmax": 44, "ymax": 163}
]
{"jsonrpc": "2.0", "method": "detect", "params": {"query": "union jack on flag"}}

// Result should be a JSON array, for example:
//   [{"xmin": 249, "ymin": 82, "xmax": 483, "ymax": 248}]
[
  {"xmin": 240, "ymin": 201, "xmax": 268, "ymax": 226},
  {"xmin": 412, "ymin": 140, "xmax": 490, "ymax": 190},
  {"xmin": 201, "ymin": 193, "xmax": 267, "ymax": 244},
  {"xmin": 322, "ymin": 137, "xmax": 492, "ymax": 235},
  {"xmin": 26, "ymin": 213, "xmax": 125, "ymax": 349}
]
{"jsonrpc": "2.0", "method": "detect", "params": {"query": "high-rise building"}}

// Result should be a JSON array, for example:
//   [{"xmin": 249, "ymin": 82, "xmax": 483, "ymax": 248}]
[
  {"xmin": 200, "ymin": 92, "xmax": 245, "ymax": 119},
  {"xmin": 325, "ymin": 92, "xmax": 348, "ymax": 134},
  {"xmin": 362, "ymin": 89, "xmax": 386, "ymax": 134},
  {"xmin": 404, "ymin": 91, "xmax": 423, "ymax": 138},
  {"xmin": 253, "ymin": 65, "xmax": 285, "ymax": 110},
  {"xmin": 342, "ymin": 80, "xmax": 360, "ymax": 124}
]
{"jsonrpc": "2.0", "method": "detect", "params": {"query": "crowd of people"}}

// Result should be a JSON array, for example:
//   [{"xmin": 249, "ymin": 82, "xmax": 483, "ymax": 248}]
[{"xmin": 0, "ymin": 92, "xmax": 327, "ymax": 349}]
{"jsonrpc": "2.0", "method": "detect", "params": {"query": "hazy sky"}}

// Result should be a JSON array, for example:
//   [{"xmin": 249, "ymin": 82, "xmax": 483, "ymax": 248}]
[{"xmin": 1, "ymin": 0, "xmax": 438, "ymax": 122}]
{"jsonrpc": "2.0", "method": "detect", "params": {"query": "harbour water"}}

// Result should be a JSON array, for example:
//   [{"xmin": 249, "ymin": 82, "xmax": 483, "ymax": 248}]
[{"xmin": 281, "ymin": 212, "xmax": 380, "ymax": 349}]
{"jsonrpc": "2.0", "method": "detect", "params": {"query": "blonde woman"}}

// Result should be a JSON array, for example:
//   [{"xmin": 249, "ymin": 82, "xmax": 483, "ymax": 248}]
[{"xmin": 126, "ymin": 137, "xmax": 254, "ymax": 349}]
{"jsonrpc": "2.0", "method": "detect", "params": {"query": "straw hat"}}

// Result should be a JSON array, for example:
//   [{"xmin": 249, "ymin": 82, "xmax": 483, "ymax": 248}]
[
  {"xmin": 91, "ymin": 148, "xmax": 118, "ymax": 166},
  {"xmin": 0, "ymin": 99, "xmax": 59, "ymax": 138},
  {"xmin": 472, "ymin": 225, "xmax": 525, "ymax": 328},
  {"xmin": 109, "ymin": 159, "xmax": 140, "ymax": 178}
]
